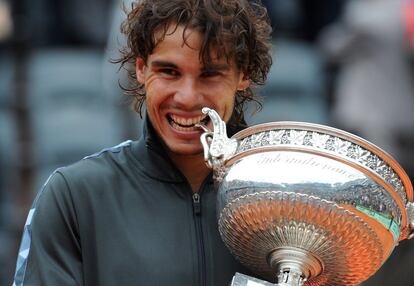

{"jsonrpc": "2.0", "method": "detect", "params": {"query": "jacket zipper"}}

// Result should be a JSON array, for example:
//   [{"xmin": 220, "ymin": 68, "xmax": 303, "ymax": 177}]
[{"xmin": 192, "ymin": 191, "xmax": 207, "ymax": 286}]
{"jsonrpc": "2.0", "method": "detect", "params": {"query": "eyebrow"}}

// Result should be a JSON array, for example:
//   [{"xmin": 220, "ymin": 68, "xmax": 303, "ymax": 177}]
[
  {"xmin": 150, "ymin": 60, "xmax": 230, "ymax": 72},
  {"xmin": 202, "ymin": 63, "xmax": 231, "ymax": 72},
  {"xmin": 150, "ymin": 60, "xmax": 178, "ymax": 69}
]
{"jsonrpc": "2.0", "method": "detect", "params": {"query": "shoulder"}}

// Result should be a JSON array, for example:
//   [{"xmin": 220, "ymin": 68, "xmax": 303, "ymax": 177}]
[
  {"xmin": 36, "ymin": 140, "xmax": 139, "ymax": 201},
  {"xmin": 59, "ymin": 140, "xmax": 138, "ymax": 181}
]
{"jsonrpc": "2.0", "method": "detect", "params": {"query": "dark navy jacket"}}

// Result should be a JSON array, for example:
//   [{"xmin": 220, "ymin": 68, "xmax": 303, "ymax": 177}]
[{"xmin": 13, "ymin": 118, "xmax": 248, "ymax": 286}]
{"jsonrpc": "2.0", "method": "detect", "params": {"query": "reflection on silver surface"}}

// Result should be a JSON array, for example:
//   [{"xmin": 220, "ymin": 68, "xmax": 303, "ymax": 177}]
[
  {"xmin": 220, "ymin": 151, "xmax": 402, "ymax": 232},
  {"xmin": 200, "ymin": 108, "xmax": 413, "ymax": 286}
]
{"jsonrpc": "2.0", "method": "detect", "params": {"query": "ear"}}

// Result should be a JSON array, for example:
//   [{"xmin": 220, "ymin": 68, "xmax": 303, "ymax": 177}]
[
  {"xmin": 237, "ymin": 73, "xmax": 250, "ymax": 91},
  {"xmin": 135, "ymin": 57, "xmax": 146, "ymax": 84}
]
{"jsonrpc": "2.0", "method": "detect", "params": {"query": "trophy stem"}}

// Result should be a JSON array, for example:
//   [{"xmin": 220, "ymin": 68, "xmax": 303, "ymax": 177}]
[{"xmin": 268, "ymin": 247, "xmax": 323, "ymax": 286}]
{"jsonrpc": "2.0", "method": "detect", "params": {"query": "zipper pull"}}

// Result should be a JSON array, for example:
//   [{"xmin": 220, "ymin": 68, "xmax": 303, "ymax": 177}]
[{"xmin": 192, "ymin": 193, "xmax": 201, "ymax": 216}]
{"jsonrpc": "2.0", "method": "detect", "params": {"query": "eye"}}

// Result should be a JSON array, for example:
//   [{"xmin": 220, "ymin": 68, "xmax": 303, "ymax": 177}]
[
  {"xmin": 159, "ymin": 68, "xmax": 179, "ymax": 77},
  {"xmin": 201, "ymin": 70, "xmax": 221, "ymax": 78}
]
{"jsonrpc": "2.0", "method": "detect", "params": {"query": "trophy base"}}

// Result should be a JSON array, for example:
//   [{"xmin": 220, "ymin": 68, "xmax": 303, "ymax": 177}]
[{"xmin": 231, "ymin": 273, "xmax": 276, "ymax": 286}]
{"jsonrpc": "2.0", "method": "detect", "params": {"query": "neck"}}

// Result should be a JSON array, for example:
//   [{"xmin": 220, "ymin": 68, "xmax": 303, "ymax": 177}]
[{"xmin": 168, "ymin": 152, "xmax": 211, "ymax": 193}]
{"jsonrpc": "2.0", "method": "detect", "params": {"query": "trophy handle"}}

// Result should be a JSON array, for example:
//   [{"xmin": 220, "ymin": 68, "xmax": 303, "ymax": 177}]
[
  {"xmin": 199, "ymin": 107, "xmax": 238, "ymax": 169},
  {"xmin": 407, "ymin": 202, "xmax": 414, "ymax": 239}
]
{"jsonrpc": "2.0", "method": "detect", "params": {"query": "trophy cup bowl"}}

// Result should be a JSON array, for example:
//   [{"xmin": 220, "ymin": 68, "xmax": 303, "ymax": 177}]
[{"xmin": 199, "ymin": 108, "xmax": 414, "ymax": 286}]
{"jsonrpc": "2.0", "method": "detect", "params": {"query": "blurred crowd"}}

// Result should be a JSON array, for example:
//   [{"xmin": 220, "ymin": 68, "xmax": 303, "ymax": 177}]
[{"xmin": 1, "ymin": 0, "xmax": 414, "ymax": 285}]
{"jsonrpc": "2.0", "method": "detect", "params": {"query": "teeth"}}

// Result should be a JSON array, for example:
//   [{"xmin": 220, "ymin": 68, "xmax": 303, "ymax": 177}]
[
  {"xmin": 170, "ymin": 121, "xmax": 199, "ymax": 131},
  {"xmin": 170, "ymin": 114, "xmax": 206, "ymax": 127}
]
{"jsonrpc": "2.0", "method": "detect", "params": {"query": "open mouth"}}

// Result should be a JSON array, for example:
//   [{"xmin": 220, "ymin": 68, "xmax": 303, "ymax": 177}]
[{"xmin": 167, "ymin": 114, "xmax": 210, "ymax": 132}]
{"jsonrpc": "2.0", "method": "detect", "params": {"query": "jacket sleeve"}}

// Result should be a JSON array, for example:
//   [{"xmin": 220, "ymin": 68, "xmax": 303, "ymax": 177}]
[{"xmin": 13, "ymin": 171, "xmax": 83, "ymax": 286}]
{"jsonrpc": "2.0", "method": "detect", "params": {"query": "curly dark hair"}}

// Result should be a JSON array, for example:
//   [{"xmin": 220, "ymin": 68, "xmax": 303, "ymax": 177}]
[{"xmin": 116, "ymin": 0, "xmax": 272, "ymax": 127}]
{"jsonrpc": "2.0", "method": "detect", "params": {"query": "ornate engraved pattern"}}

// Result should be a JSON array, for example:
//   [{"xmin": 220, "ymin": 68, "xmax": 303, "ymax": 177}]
[
  {"xmin": 235, "ymin": 129, "xmax": 407, "ymax": 203},
  {"xmin": 219, "ymin": 191, "xmax": 384, "ymax": 286}
]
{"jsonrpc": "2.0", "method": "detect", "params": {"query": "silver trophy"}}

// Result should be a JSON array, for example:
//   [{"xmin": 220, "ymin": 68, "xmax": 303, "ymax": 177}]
[{"xmin": 199, "ymin": 108, "xmax": 414, "ymax": 286}]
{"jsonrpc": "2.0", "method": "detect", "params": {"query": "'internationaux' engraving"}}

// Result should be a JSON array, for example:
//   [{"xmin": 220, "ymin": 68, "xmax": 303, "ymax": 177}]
[{"xmin": 236, "ymin": 129, "xmax": 407, "ymax": 204}]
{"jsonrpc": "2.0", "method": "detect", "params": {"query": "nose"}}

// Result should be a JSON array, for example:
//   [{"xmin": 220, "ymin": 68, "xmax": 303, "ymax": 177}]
[{"xmin": 173, "ymin": 77, "xmax": 204, "ymax": 109}]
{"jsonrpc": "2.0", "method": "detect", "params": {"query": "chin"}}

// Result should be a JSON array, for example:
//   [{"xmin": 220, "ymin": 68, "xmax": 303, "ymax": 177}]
[{"xmin": 167, "ymin": 143, "xmax": 204, "ymax": 157}]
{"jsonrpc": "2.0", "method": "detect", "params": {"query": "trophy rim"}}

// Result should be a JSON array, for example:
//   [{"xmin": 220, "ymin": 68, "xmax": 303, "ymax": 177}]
[{"xmin": 231, "ymin": 121, "xmax": 413, "ymax": 203}]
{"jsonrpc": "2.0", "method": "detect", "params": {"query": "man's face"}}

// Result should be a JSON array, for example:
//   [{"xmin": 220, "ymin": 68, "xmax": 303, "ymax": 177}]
[{"xmin": 136, "ymin": 25, "xmax": 249, "ymax": 156}]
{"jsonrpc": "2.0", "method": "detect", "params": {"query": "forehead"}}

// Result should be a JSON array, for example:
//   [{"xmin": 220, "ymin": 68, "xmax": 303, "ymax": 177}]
[
  {"xmin": 154, "ymin": 24, "xmax": 201, "ymax": 50},
  {"xmin": 150, "ymin": 24, "xmax": 231, "ymax": 66}
]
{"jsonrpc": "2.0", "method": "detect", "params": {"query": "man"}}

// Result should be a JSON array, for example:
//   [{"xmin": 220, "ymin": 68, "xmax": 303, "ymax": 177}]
[{"xmin": 12, "ymin": 0, "xmax": 272, "ymax": 285}]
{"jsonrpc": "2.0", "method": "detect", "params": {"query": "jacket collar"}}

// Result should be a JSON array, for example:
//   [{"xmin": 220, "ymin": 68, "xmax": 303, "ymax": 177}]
[
  {"xmin": 131, "ymin": 115, "xmax": 186, "ymax": 183},
  {"xmin": 131, "ymin": 113, "xmax": 246, "ymax": 183}
]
